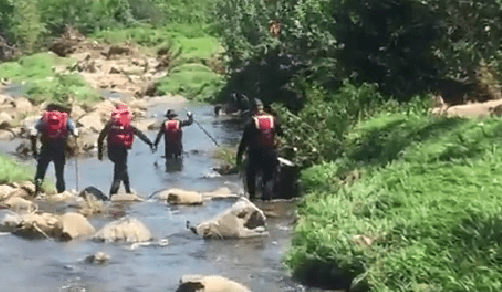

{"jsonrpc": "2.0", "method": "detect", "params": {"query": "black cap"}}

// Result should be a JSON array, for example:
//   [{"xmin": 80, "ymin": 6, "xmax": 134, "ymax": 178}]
[{"xmin": 165, "ymin": 109, "xmax": 178, "ymax": 117}]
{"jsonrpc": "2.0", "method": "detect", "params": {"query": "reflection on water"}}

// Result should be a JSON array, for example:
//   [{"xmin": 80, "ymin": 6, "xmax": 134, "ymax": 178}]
[{"xmin": 0, "ymin": 104, "xmax": 317, "ymax": 292}]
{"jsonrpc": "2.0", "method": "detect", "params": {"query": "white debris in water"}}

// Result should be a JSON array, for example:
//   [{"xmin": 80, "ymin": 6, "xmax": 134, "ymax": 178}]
[{"xmin": 201, "ymin": 171, "xmax": 221, "ymax": 179}]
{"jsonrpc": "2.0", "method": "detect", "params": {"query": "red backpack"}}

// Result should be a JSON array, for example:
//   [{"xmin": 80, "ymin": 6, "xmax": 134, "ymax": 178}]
[
  {"xmin": 253, "ymin": 115, "xmax": 275, "ymax": 147},
  {"xmin": 164, "ymin": 120, "xmax": 181, "ymax": 146},
  {"xmin": 41, "ymin": 111, "xmax": 68, "ymax": 140},
  {"xmin": 108, "ymin": 106, "xmax": 134, "ymax": 148}
]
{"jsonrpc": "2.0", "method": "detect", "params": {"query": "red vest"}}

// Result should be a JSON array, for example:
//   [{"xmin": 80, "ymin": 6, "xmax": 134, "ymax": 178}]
[
  {"xmin": 41, "ymin": 111, "xmax": 68, "ymax": 140},
  {"xmin": 253, "ymin": 115, "xmax": 275, "ymax": 147},
  {"xmin": 108, "ymin": 107, "xmax": 134, "ymax": 149},
  {"xmin": 164, "ymin": 120, "xmax": 181, "ymax": 146}
]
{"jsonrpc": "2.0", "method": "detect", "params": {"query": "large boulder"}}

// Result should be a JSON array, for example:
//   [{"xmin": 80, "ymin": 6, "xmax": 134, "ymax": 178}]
[
  {"xmin": 0, "ymin": 210, "xmax": 23, "ymax": 232},
  {"xmin": 10, "ymin": 97, "xmax": 33, "ymax": 113},
  {"xmin": 190, "ymin": 198, "xmax": 268, "ymax": 239},
  {"xmin": 158, "ymin": 189, "xmax": 203, "ymax": 205},
  {"xmin": 0, "ymin": 185, "xmax": 16, "ymax": 201},
  {"xmin": 0, "ymin": 129, "xmax": 14, "ymax": 140},
  {"xmin": 71, "ymin": 104, "xmax": 87, "ymax": 120},
  {"xmin": 14, "ymin": 212, "xmax": 59, "ymax": 239},
  {"xmin": 176, "ymin": 275, "xmax": 252, "ymax": 292},
  {"xmin": 0, "ymin": 112, "xmax": 13, "ymax": 129},
  {"xmin": 78, "ymin": 113, "xmax": 104, "ymax": 133},
  {"xmin": 2, "ymin": 197, "xmax": 37, "ymax": 214},
  {"xmin": 93, "ymin": 218, "xmax": 152, "ymax": 243},
  {"xmin": 53, "ymin": 212, "xmax": 95, "ymax": 241}
]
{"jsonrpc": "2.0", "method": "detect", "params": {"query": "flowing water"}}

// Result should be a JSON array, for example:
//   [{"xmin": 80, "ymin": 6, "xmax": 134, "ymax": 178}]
[{"xmin": 0, "ymin": 102, "xmax": 314, "ymax": 292}]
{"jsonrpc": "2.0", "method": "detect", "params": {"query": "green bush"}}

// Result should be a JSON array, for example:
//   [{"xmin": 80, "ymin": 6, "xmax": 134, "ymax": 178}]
[
  {"xmin": 157, "ymin": 63, "xmax": 223, "ymax": 102},
  {"xmin": 277, "ymin": 81, "xmax": 386, "ymax": 167},
  {"xmin": 27, "ymin": 73, "xmax": 101, "ymax": 106},
  {"xmin": 0, "ymin": 153, "xmax": 32, "ymax": 183},
  {"xmin": 287, "ymin": 113, "xmax": 502, "ymax": 291}
]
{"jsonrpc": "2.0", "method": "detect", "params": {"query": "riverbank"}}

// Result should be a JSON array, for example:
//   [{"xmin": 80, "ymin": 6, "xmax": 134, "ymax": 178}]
[{"xmin": 287, "ymin": 112, "xmax": 502, "ymax": 291}]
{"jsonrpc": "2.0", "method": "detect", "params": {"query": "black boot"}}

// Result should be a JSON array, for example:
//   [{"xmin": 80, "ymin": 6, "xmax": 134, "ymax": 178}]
[{"xmin": 34, "ymin": 178, "xmax": 43, "ymax": 196}]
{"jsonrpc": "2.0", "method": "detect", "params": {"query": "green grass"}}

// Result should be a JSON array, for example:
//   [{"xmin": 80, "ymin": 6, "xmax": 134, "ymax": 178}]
[
  {"xmin": 91, "ymin": 24, "xmax": 221, "ymax": 57},
  {"xmin": 0, "ymin": 52, "xmax": 76, "ymax": 80},
  {"xmin": 0, "ymin": 154, "xmax": 33, "ymax": 184},
  {"xmin": 0, "ymin": 52, "xmax": 102, "ymax": 106},
  {"xmin": 287, "ymin": 112, "xmax": 502, "ymax": 291},
  {"xmin": 157, "ymin": 63, "xmax": 223, "ymax": 102}
]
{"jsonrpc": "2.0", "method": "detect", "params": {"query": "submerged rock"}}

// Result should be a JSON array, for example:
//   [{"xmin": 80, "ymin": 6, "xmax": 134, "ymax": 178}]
[
  {"xmin": 190, "ymin": 198, "xmax": 268, "ymax": 239},
  {"xmin": 158, "ymin": 189, "xmax": 203, "ymax": 205},
  {"xmin": 176, "ymin": 275, "xmax": 252, "ymax": 292},
  {"xmin": 85, "ymin": 251, "xmax": 110, "ymax": 265},
  {"xmin": 110, "ymin": 191, "xmax": 144, "ymax": 202},
  {"xmin": 93, "ymin": 218, "xmax": 152, "ymax": 243},
  {"xmin": 201, "ymin": 187, "xmax": 239, "ymax": 201},
  {"xmin": 0, "ymin": 210, "xmax": 22, "ymax": 232}
]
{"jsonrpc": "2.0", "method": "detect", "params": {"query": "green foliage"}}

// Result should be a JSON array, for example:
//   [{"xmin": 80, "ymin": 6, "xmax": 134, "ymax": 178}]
[
  {"xmin": 27, "ymin": 73, "xmax": 101, "ymax": 106},
  {"xmin": 277, "ymin": 81, "xmax": 385, "ymax": 167},
  {"xmin": 0, "ymin": 52, "xmax": 75, "ymax": 80},
  {"xmin": 212, "ymin": 146, "xmax": 237, "ymax": 165},
  {"xmin": 287, "ymin": 113, "xmax": 502, "ymax": 291},
  {"xmin": 157, "ymin": 63, "xmax": 223, "ymax": 102},
  {"xmin": 0, "ymin": 153, "xmax": 32, "ymax": 183},
  {"xmin": 11, "ymin": 0, "xmax": 44, "ymax": 53}
]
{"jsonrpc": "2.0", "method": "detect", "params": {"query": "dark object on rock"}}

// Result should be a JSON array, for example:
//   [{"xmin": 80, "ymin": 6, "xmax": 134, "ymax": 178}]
[{"xmin": 78, "ymin": 187, "xmax": 109, "ymax": 201}]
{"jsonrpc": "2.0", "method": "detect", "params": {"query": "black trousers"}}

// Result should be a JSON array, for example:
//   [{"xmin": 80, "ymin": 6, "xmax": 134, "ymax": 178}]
[
  {"xmin": 245, "ymin": 148, "xmax": 278, "ymax": 200},
  {"xmin": 35, "ymin": 147, "xmax": 66, "ymax": 193},
  {"xmin": 108, "ymin": 146, "xmax": 131, "ymax": 195}
]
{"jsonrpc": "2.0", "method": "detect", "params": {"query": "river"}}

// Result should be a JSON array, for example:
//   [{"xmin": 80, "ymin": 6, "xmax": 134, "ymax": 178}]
[{"xmin": 0, "ymin": 101, "xmax": 317, "ymax": 292}]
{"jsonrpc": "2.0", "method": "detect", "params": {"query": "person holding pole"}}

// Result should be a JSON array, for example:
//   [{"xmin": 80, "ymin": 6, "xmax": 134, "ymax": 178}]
[
  {"xmin": 31, "ymin": 103, "xmax": 78, "ymax": 196},
  {"xmin": 153, "ymin": 109, "xmax": 193, "ymax": 159}
]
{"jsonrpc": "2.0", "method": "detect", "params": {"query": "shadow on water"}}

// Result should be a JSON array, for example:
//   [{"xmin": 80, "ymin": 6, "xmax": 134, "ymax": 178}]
[{"xmin": 0, "ymin": 103, "xmax": 315, "ymax": 292}]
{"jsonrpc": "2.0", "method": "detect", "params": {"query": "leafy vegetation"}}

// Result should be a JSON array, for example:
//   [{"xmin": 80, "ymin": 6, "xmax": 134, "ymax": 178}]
[
  {"xmin": 0, "ymin": 153, "xmax": 33, "ymax": 183},
  {"xmin": 287, "ymin": 112, "xmax": 502, "ymax": 291},
  {"xmin": 0, "ymin": 53, "xmax": 101, "ymax": 106}
]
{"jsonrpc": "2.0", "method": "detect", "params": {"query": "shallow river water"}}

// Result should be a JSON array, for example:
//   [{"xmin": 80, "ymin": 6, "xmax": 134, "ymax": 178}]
[{"xmin": 0, "ymin": 103, "xmax": 316, "ymax": 292}]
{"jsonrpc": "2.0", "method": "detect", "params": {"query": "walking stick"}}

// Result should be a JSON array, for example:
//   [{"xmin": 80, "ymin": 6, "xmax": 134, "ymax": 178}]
[
  {"xmin": 75, "ymin": 156, "xmax": 79, "ymax": 192},
  {"xmin": 183, "ymin": 107, "xmax": 219, "ymax": 146}
]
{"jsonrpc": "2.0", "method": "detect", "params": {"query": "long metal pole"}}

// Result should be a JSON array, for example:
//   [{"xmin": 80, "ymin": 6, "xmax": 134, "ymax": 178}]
[{"xmin": 183, "ymin": 107, "xmax": 219, "ymax": 146}]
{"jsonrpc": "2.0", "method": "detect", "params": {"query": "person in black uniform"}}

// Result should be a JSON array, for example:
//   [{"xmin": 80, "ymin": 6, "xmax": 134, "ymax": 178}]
[
  {"xmin": 97, "ymin": 104, "xmax": 154, "ymax": 196},
  {"xmin": 236, "ymin": 99, "xmax": 282, "ymax": 200},
  {"xmin": 31, "ymin": 103, "xmax": 78, "ymax": 196},
  {"xmin": 153, "ymin": 109, "xmax": 193, "ymax": 159}
]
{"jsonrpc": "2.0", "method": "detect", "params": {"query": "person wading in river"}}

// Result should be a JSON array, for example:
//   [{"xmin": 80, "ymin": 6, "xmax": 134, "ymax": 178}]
[
  {"xmin": 98, "ymin": 104, "xmax": 154, "ymax": 196},
  {"xmin": 31, "ymin": 103, "xmax": 78, "ymax": 196},
  {"xmin": 153, "ymin": 109, "xmax": 193, "ymax": 160},
  {"xmin": 236, "ymin": 98, "xmax": 283, "ymax": 201}
]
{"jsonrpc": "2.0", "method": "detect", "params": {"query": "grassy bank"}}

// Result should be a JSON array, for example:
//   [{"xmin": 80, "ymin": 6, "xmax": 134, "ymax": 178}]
[
  {"xmin": 0, "ymin": 154, "xmax": 32, "ymax": 183},
  {"xmin": 287, "ymin": 112, "xmax": 502, "ymax": 291},
  {"xmin": 0, "ymin": 52, "xmax": 101, "ymax": 106},
  {"xmin": 91, "ymin": 25, "xmax": 224, "ymax": 102}
]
